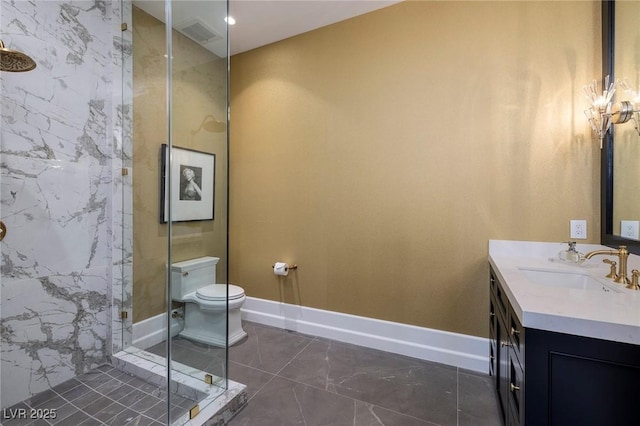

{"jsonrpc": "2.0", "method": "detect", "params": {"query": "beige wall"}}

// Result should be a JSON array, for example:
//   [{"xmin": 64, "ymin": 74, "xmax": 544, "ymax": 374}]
[
  {"xmin": 132, "ymin": 6, "xmax": 228, "ymax": 323},
  {"xmin": 229, "ymin": 1, "xmax": 602, "ymax": 338}
]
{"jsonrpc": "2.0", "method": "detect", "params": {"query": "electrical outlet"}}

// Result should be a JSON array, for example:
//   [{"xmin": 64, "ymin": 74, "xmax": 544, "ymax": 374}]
[
  {"xmin": 620, "ymin": 220, "xmax": 640, "ymax": 240},
  {"xmin": 570, "ymin": 220, "xmax": 587, "ymax": 239}
]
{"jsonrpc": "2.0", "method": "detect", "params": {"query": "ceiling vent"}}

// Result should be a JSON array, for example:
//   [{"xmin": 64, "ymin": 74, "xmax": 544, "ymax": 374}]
[{"xmin": 177, "ymin": 18, "xmax": 222, "ymax": 44}]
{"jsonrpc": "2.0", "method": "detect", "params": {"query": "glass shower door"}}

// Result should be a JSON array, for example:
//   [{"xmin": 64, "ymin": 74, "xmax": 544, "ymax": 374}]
[
  {"xmin": 167, "ymin": 0, "xmax": 230, "ymax": 419},
  {"xmin": 127, "ymin": 0, "xmax": 230, "ymax": 423}
]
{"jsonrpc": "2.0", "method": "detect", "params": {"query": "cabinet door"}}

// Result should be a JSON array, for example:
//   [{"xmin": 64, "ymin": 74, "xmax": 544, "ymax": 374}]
[
  {"xmin": 526, "ymin": 328, "xmax": 640, "ymax": 425},
  {"xmin": 491, "ymin": 272, "xmax": 508, "ymax": 320},
  {"xmin": 509, "ymin": 310, "xmax": 524, "ymax": 365},
  {"xmin": 489, "ymin": 293, "xmax": 497, "ymax": 379},
  {"xmin": 508, "ymin": 404, "xmax": 520, "ymax": 426},
  {"xmin": 491, "ymin": 268, "xmax": 511, "ymax": 424},
  {"xmin": 489, "ymin": 338, "xmax": 496, "ymax": 378},
  {"xmin": 496, "ymin": 312, "xmax": 510, "ymax": 423},
  {"xmin": 508, "ymin": 351, "xmax": 523, "ymax": 425},
  {"xmin": 547, "ymin": 351, "xmax": 639, "ymax": 425}
]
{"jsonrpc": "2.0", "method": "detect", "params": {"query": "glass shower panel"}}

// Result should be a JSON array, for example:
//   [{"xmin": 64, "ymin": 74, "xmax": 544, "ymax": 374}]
[
  {"xmin": 127, "ymin": 0, "xmax": 229, "ymax": 423},
  {"xmin": 128, "ymin": 0, "xmax": 173, "ymax": 423},
  {"xmin": 116, "ymin": 0, "xmax": 134, "ymax": 358},
  {"xmin": 129, "ymin": 0, "xmax": 171, "ymax": 358},
  {"xmin": 167, "ymin": 0, "xmax": 230, "ymax": 418}
]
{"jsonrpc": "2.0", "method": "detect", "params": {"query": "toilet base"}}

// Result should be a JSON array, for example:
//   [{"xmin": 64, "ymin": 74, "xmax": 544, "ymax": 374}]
[
  {"xmin": 180, "ymin": 327, "xmax": 247, "ymax": 347},
  {"xmin": 180, "ymin": 302, "xmax": 247, "ymax": 347}
]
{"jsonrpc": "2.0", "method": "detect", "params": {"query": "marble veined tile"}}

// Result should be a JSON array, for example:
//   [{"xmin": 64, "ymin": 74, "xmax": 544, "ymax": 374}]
[
  {"xmin": 1, "ymin": 2, "xmax": 114, "ymax": 164},
  {"xmin": 230, "ymin": 376, "xmax": 435, "ymax": 426},
  {"xmin": 1, "ymin": 266, "xmax": 109, "ymax": 408},
  {"xmin": 279, "ymin": 338, "xmax": 458, "ymax": 425},
  {"xmin": 228, "ymin": 321, "xmax": 314, "ymax": 374},
  {"xmin": 0, "ymin": 0, "xmax": 132, "ymax": 412},
  {"xmin": 458, "ymin": 371, "xmax": 502, "ymax": 426},
  {"xmin": 0, "ymin": 154, "xmax": 112, "ymax": 282}
]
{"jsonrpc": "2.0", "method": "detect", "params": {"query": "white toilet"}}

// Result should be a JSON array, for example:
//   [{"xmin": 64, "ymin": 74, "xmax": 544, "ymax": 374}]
[{"xmin": 171, "ymin": 256, "xmax": 247, "ymax": 346}]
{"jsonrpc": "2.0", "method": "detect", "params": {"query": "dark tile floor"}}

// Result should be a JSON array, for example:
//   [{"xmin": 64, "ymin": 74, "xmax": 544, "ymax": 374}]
[
  {"xmin": 0, "ymin": 365, "xmax": 195, "ymax": 426},
  {"xmin": 3, "ymin": 321, "xmax": 501, "ymax": 426},
  {"xmin": 226, "ymin": 321, "xmax": 501, "ymax": 426}
]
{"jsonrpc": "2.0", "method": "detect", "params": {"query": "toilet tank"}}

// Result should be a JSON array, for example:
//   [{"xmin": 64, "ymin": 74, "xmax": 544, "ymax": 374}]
[{"xmin": 171, "ymin": 256, "xmax": 219, "ymax": 300}]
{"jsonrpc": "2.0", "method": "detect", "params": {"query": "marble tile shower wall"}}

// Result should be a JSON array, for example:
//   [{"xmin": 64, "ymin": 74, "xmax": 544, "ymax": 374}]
[{"xmin": 0, "ymin": 0, "xmax": 133, "ymax": 409}]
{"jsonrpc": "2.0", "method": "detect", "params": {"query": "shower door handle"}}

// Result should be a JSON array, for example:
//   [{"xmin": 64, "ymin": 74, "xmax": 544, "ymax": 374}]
[{"xmin": 0, "ymin": 221, "xmax": 6, "ymax": 241}]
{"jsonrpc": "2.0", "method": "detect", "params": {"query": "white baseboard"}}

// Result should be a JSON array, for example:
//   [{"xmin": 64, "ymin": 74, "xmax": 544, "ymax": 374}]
[
  {"xmin": 132, "ymin": 311, "xmax": 183, "ymax": 350},
  {"xmin": 241, "ymin": 297, "xmax": 489, "ymax": 373},
  {"xmin": 131, "ymin": 299, "xmax": 490, "ymax": 374}
]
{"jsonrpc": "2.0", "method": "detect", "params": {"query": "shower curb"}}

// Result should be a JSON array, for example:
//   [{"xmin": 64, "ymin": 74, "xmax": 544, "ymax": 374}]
[{"xmin": 112, "ymin": 350, "xmax": 247, "ymax": 425}]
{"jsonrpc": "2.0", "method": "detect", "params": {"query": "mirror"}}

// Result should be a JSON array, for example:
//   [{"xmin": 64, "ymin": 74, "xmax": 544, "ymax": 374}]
[
  {"xmin": 602, "ymin": 0, "xmax": 640, "ymax": 254},
  {"xmin": 612, "ymin": 0, "xmax": 640, "ymax": 241}
]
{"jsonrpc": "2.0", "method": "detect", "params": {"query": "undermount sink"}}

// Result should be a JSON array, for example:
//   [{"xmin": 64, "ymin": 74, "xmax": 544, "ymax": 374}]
[{"xmin": 518, "ymin": 268, "xmax": 620, "ymax": 293}]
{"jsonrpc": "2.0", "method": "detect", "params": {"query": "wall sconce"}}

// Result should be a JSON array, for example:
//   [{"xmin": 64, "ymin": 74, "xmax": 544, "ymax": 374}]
[
  {"xmin": 616, "ymin": 79, "xmax": 640, "ymax": 135},
  {"xmin": 584, "ymin": 76, "xmax": 640, "ymax": 148},
  {"xmin": 583, "ymin": 76, "xmax": 615, "ymax": 148}
]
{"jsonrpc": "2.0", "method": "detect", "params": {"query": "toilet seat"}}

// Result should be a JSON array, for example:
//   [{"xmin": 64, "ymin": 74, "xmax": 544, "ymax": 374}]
[{"xmin": 196, "ymin": 284, "xmax": 245, "ymax": 301}]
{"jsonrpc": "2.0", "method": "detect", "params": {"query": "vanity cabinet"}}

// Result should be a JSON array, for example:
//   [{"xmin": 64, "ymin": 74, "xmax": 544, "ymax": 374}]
[
  {"xmin": 489, "ymin": 266, "xmax": 640, "ymax": 426},
  {"xmin": 490, "ymin": 269, "xmax": 524, "ymax": 426}
]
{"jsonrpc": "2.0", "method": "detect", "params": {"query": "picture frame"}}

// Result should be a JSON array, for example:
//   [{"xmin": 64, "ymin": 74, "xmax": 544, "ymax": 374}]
[{"xmin": 160, "ymin": 144, "xmax": 215, "ymax": 222}]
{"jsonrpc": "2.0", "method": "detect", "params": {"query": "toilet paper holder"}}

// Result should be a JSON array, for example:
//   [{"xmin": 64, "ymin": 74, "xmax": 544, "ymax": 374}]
[{"xmin": 271, "ymin": 263, "xmax": 298, "ymax": 271}]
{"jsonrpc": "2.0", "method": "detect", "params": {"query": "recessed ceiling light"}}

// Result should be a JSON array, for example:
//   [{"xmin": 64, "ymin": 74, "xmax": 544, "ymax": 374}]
[{"xmin": 225, "ymin": 16, "xmax": 236, "ymax": 25}]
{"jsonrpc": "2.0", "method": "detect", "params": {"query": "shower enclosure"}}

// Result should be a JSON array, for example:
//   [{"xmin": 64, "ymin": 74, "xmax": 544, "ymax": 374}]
[{"xmin": 0, "ymin": 0, "xmax": 242, "ymax": 424}]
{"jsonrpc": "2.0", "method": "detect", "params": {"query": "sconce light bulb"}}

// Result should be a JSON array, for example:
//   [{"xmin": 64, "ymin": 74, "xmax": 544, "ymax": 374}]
[
  {"xmin": 595, "ymin": 96, "xmax": 608, "ymax": 109},
  {"xmin": 620, "ymin": 79, "xmax": 640, "ymax": 106}
]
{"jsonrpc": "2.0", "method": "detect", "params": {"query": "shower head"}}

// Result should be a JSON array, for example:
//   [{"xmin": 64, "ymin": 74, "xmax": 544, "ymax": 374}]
[
  {"xmin": 0, "ymin": 39, "xmax": 36, "ymax": 72},
  {"xmin": 202, "ymin": 116, "xmax": 226, "ymax": 133},
  {"xmin": 191, "ymin": 115, "xmax": 226, "ymax": 134}
]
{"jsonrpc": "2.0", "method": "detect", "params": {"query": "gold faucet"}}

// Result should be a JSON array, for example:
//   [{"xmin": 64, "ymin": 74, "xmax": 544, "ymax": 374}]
[
  {"xmin": 602, "ymin": 258, "xmax": 619, "ymax": 280},
  {"xmin": 629, "ymin": 270, "xmax": 640, "ymax": 291},
  {"xmin": 584, "ymin": 245, "xmax": 631, "ymax": 286}
]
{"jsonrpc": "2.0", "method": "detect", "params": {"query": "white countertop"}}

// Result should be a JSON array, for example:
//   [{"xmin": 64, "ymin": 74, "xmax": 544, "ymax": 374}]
[{"xmin": 489, "ymin": 240, "xmax": 640, "ymax": 345}]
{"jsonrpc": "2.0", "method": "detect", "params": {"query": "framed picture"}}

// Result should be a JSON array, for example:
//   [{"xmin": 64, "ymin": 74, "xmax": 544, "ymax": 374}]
[{"xmin": 160, "ymin": 144, "xmax": 215, "ymax": 222}]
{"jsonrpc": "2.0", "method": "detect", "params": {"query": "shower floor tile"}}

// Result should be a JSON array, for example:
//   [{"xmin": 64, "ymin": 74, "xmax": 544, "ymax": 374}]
[{"xmin": 0, "ymin": 365, "xmax": 193, "ymax": 426}]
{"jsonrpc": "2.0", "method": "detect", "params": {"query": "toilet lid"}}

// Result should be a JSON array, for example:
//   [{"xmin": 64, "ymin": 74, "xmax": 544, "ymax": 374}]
[{"xmin": 196, "ymin": 284, "xmax": 244, "ymax": 301}]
